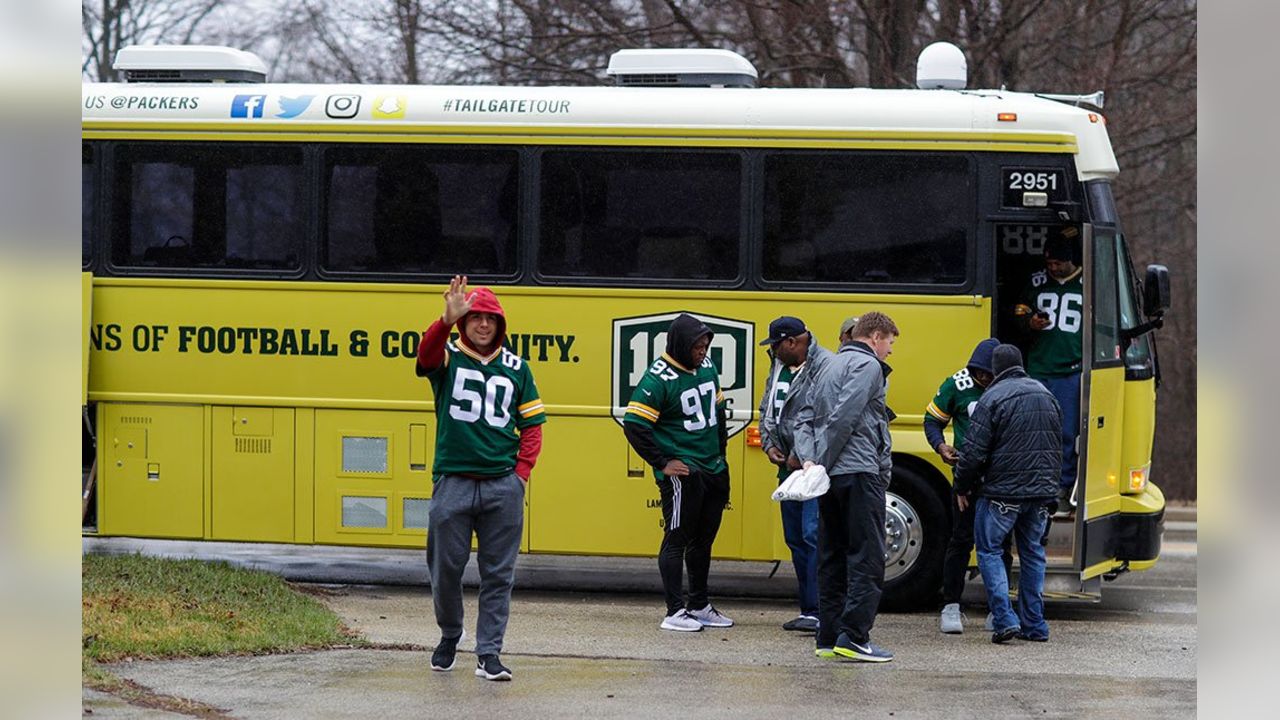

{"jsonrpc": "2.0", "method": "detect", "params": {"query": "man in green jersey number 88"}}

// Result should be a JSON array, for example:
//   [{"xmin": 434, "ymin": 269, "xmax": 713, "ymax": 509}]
[
  {"xmin": 623, "ymin": 313, "xmax": 734, "ymax": 633},
  {"xmin": 417, "ymin": 275, "xmax": 546, "ymax": 682}
]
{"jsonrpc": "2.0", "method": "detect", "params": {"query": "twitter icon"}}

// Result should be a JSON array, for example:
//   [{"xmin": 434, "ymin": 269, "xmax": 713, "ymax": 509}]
[{"xmin": 276, "ymin": 95, "xmax": 315, "ymax": 119}]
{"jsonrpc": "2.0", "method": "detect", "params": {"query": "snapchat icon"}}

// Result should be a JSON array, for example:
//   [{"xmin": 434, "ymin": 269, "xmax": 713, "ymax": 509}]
[{"xmin": 371, "ymin": 96, "xmax": 406, "ymax": 119}]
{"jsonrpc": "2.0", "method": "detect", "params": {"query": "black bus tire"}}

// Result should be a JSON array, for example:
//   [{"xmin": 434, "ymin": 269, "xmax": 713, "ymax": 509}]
[{"xmin": 880, "ymin": 464, "xmax": 949, "ymax": 611}]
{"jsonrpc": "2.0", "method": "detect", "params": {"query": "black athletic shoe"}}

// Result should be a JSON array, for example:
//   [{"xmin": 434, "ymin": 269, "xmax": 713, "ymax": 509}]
[
  {"xmin": 475, "ymin": 654, "xmax": 512, "ymax": 681},
  {"xmin": 991, "ymin": 627, "xmax": 1018, "ymax": 644},
  {"xmin": 430, "ymin": 635, "xmax": 461, "ymax": 672},
  {"xmin": 782, "ymin": 615, "xmax": 819, "ymax": 632}
]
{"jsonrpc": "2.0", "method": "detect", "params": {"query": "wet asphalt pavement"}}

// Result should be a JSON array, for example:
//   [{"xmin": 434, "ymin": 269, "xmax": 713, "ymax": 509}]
[{"xmin": 84, "ymin": 526, "xmax": 1196, "ymax": 718}]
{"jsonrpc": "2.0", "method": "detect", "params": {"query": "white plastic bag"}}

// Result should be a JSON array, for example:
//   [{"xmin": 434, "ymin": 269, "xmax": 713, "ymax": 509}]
[{"xmin": 771, "ymin": 464, "xmax": 830, "ymax": 502}]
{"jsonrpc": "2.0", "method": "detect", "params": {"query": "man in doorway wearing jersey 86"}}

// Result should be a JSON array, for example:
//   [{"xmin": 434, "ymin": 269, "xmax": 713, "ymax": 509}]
[
  {"xmin": 415, "ymin": 275, "xmax": 546, "ymax": 682},
  {"xmin": 1013, "ymin": 227, "xmax": 1084, "ymax": 515},
  {"xmin": 622, "ymin": 313, "xmax": 734, "ymax": 633}
]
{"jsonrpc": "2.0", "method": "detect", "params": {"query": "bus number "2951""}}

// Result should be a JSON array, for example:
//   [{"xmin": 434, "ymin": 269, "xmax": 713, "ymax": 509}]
[{"xmin": 1007, "ymin": 171, "xmax": 1059, "ymax": 191}]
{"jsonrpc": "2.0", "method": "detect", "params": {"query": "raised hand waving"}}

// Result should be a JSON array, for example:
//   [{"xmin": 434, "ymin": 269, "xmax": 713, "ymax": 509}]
[{"xmin": 442, "ymin": 275, "xmax": 475, "ymax": 324}]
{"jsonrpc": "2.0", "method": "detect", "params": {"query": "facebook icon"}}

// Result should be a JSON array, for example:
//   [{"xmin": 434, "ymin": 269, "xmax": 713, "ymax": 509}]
[{"xmin": 230, "ymin": 94, "xmax": 267, "ymax": 118}]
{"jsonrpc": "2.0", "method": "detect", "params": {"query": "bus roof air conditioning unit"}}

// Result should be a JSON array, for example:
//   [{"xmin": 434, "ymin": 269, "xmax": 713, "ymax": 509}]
[
  {"xmin": 916, "ymin": 41, "xmax": 966, "ymax": 90},
  {"xmin": 114, "ymin": 45, "xmax": 268, "ymax": 83},
  {"xmin": 607, "ymin": 49, "xmax": 758, "ymax": 88}
]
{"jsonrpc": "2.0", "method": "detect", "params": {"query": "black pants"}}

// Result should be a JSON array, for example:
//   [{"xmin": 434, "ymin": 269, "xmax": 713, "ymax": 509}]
[
  {"xmin": 816, "ymin": 472, "xmax": 886, "ymax": 647},
  {"xmin": 656, "ymin": 468, "xmax": 730, "ymax": 615},
  {"xmin": 941, "ymin": 489, "xmax": 1013, "ymax": 605}
]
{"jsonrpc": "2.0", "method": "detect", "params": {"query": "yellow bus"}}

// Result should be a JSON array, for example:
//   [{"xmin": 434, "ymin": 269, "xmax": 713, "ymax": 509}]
[{"xmin": 81, "ymin": 44, "xmax": 1170, "ymax": 606}]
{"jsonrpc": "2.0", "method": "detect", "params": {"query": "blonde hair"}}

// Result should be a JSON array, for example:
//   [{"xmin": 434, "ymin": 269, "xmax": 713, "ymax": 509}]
[{"xmin": 851, "ymin": 311, "xmax": 900, "ymax": 339}]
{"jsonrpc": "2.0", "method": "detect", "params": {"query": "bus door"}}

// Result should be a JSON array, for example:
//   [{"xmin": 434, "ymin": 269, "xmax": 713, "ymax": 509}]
[{"xmin": 1077, "ymin": 226, "xmax": 1128, "ymax": 580}]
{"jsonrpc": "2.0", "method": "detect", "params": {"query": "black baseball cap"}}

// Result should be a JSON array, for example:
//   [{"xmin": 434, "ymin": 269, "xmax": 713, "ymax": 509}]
[{"xmin": 760, "ymin": 316, "xmax": 807, "ymax": 346}]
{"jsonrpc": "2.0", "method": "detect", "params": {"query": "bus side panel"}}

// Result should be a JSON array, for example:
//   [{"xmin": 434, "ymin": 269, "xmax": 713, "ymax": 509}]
[
  {"xmin": 313, "ymin": 409, "xmax": 441, "ymax": 549},
  {"xmin": 739, "ymin": 443, "xmax": 785, "ymax": 562},
  {"xmin": 528, "ymin": 416, "xmax": 746, "ymax": 557},
  {"xmin": 99, "ymin": 403, "xmax": 205, "ymax": 539},
  {"xmin": 210, "ymin": 406, "xmax": 295, "ymax": 543}
]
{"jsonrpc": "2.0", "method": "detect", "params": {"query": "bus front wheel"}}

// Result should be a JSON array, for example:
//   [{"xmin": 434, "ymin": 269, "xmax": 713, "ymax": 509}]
[{"xmin": 880, "ymin": 464, "xmax": 948, "ymax": 610}]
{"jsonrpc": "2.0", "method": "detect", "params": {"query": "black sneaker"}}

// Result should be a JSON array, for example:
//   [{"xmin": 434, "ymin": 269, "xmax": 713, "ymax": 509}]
[
  {"xmin": 475, "ymin": 654, "xmax": 512, "ymax": 681},
  {"xmin": 782, "ymin": 615, "xmax": 819, "ymax": 632},
  {"xmin": 430, "ymin": 634, "xmax": 461, "ymax": 672},
  {"xmin": 991, "ymin": 626, "xmax": 1018, "ymax": 644},
  {"xmin": 832, "ymin": 632, "xmax": 894, "ymax": 663}
]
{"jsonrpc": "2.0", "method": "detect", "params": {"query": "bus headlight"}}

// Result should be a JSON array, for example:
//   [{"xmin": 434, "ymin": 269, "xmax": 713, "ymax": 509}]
[{"xmin": 1124, "ymin": 464, "xmax": 1150, "ymax": 494}]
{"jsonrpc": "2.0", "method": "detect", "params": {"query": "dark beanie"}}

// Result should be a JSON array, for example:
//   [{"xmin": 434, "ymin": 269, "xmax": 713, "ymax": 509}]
[
  {"xmin": 992, "ymin": 344, "xmax": 1024, "ymax": 376},
  {"xmin": 1044, "ymin": 227, "xmax": 1081, "ymax": 264}
]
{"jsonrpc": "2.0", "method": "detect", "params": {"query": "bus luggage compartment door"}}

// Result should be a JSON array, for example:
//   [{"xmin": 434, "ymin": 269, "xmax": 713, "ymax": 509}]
[
  {"xmin": 211, "ymin": 406, "xmax": 295, "ymax": 542},
  {"xmin": 99, "ymin": 403, "xmax": 204, "ymax": 539},
  {"xmin": 314, "ymin": 410, "xmax": 451, "ymax": 549}
]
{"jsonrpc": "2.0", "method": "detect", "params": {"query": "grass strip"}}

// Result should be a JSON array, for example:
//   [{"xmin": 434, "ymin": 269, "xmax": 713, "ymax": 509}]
[{"xmin": 83, "ymin": 553, "xmax": 363, "ymax": 714}]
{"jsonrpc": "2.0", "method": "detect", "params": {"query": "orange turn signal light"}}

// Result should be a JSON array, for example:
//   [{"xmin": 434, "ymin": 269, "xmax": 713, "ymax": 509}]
[
  {"xmin": 745, "ymin": 426, "xmax": 762, "ymax": 448},
  {"xmin": 997, "ymin": 112, "xmax": 1018, "ymax": 122}
]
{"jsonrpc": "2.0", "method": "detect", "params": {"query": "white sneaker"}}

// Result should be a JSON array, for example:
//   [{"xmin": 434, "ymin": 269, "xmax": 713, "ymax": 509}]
[
  {"xmin": 687, "ymin": 604, "xmax": 734, "ymax": 628},
  {"xmin": 940, "ymin": 603, "xmax": 963, "ymax": 634},
  {"xmin": 984, "ymin": 613, "xmax": 995, "ymax": 632},
  {"xmin": 660, "ymin": 609, "xmax": 704, "ymax": 632}
]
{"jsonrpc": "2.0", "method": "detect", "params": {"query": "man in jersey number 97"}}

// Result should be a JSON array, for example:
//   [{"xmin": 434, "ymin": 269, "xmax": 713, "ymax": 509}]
[
  {"xmin": 622, "ymin": 313, "xmax": 734, "ymax": 633},
  {"xmin": 416, "ymin": 275, "xmax": 545, "ymax": 682}
]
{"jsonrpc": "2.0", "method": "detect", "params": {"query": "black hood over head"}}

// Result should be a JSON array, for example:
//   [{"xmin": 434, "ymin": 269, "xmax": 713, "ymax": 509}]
[{"xmin": 665, "ymin": 313, "xmax": 713, "ymax": 370}]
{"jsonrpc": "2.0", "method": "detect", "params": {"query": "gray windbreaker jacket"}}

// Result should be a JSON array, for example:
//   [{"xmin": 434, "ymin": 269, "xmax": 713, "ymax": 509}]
[
  {"xmin": 796, "ymin": 341, "xmax": 893, "ymax": 479},
  {"xmin": 757, "ymin": 336, "xmax": 834, "ymax": 463}
]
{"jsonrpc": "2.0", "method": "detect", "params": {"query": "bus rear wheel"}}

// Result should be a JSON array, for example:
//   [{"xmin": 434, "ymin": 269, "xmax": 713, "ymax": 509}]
[{"xmin": 880, "ymin": 464, "xmax": 948, "ymax": 610}]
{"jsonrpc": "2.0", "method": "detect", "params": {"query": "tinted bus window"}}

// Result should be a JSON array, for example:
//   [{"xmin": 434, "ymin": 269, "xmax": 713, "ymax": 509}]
[
  {"xmin": 111, "ymin": 144, "xmax": 303, "ymax": 270},
  {"xmin": 539, "ymin": 150, "xmax": 740, "ymax": 281},
  {"xmin": 1093, "ymin": 232, "xmax": 1122, "ymax": 364},
  {"xmin": 763, "ymin": 153, "xmax": 971, "ymax": 285},
  {"xmin": 82, "ymin": 143, "xmax": 95, "ymax": 266},
  {"xmin": 323, "ymin": 145, "xmax": 518, "ymax": 276}
]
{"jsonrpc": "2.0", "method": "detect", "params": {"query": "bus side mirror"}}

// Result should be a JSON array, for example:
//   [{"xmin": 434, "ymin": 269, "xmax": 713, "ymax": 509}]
[{"xmin": 1143, "ymin": 264, "xmax": 1170, "ymax": 317}]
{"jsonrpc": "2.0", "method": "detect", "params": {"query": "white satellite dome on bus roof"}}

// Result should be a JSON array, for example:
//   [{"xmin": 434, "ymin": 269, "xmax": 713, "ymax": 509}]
[
  {"xmin": 607, "ymin": 48, "xmax": 758, "ymax": 87},
  {"xmin": 113, "ymin": 44, "xmax": 267, "ymax": 83},
  {"xmin": 916, "ymin": 41, "xmax": 967, "ymax": 90}
]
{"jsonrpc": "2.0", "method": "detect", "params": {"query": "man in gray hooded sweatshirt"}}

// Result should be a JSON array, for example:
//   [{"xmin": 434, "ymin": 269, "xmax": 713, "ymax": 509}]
[{"xmin": 796, "ymin": 311, "xmax": 899, "ymax": 663}]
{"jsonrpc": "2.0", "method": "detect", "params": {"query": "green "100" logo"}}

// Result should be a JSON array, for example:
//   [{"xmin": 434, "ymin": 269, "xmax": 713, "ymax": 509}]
[{"xmin": 610, "ymin": 312, "xmax": 755, "ymax": 437}]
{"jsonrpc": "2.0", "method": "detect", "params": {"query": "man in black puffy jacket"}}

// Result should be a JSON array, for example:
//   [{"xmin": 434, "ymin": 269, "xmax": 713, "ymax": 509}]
[{"xmin": 954, "ymin": 344, "xmax": 1060, "ymax": 644}]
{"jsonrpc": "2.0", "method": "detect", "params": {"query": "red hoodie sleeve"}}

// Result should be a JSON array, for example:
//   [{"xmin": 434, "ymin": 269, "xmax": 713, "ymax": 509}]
[
  {"xmin": 416, "ymin": 317, "xmax": 451, "ymax": 374},
  {"xmin": 515, "ymin": 424, "xmax": 543, "ymax": 481}
]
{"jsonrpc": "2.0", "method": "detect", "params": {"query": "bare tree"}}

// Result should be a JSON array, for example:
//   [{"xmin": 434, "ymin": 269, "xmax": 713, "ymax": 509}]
[{"xmin": 82, "ymin": 0, "xmax": 242, "ymax": 81}]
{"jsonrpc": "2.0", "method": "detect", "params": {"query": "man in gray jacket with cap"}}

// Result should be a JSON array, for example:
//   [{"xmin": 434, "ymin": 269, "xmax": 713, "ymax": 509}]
[
  {"xmin": 796, "ymin": 311, "xmax": 899, "ymax": 663},
  {"xmin": 757, "ymin": 316, "xmax": 834, "ymax": 632}
]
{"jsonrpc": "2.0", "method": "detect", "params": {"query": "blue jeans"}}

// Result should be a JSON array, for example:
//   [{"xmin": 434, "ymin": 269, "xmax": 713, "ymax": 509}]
[
  {"xmin": 780, "ymin": 497, "xmax": 819, "ymax": 616},
  {"xmin": 1040, "ymin": 374, "xmax": 1080, "ymax": 490},
  {"xmin": 975, "ymin": 498, "xmax": 1050, "ymax": 640}
]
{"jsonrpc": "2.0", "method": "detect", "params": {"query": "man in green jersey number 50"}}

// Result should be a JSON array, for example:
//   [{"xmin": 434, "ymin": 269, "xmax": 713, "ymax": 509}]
[
  {"xmin": 623, "ymin": 313, "xmax": 734, "ymax": 633},
  {"xmin": 416, "ymin": 275, "xmax": 546, "ymax": 682}
]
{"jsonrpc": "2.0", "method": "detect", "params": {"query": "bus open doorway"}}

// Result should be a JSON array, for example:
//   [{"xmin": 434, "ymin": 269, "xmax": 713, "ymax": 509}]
[{"xmin": 993, "ymin": 222, "xmax": 1085, "ymax": 588}]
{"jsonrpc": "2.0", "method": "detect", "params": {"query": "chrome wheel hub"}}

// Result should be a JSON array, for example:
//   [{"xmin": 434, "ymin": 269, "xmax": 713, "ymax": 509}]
[{"xmin": 883, "ymin": 491, "xmax": 923, "ymax": 582}]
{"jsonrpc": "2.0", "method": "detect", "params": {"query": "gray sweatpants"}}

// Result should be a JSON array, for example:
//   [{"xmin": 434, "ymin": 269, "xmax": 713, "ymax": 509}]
[{"xmin": 427, "ymin": 473, "xmax": 524, "ymax": 656}]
